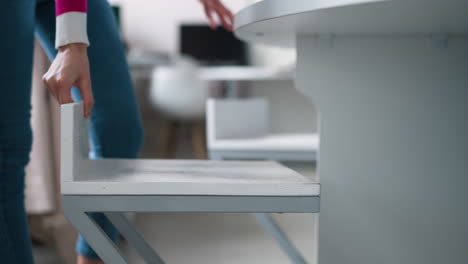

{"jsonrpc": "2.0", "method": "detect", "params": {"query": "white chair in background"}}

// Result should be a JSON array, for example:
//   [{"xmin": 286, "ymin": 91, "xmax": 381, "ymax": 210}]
[
  {"xmin": 150, "ymin": 58, "xmax": 208, "ymax": 120},
  {"xmin": 206, "ymin": 98, "xmax": 320, "ymax": 264},
  {"xmin": 150, "ymin": 58, "xmax": 208, "ymax": 158},
  {"xmin": 60, "ymin": 103, "xmax": 320, "ymax": 264},
  {"xmin": 206, "ymin": 98, "xmax": 319, "ymax": 161}
]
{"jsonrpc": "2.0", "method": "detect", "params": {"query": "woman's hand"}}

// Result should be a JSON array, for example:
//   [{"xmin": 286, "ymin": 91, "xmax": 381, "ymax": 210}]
[
  {"xmin": 43, "ymin": 43, "xmax": 94, "ymax": 118},
  {"xmin": 199, "ymin": 0, "xmax": 234, "ymax": 31}
]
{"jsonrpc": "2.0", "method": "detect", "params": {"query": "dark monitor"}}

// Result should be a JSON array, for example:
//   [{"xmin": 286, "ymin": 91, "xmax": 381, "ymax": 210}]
[{"xmin": 179, "ymin": 24, "xmax": 248, "ymax": 66}]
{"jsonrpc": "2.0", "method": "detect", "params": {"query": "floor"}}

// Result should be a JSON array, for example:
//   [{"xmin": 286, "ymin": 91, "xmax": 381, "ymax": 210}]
[
  {"xmin": 34, "ymin": 213, "xmax": 316, "ymax": 264},
  {"xmin": 33, "ymin": 245, "xmax": 63, "ymax": 264},
  {"xmin": 34, "ymin": 163, "xmax": 317, "ymax": 264}
]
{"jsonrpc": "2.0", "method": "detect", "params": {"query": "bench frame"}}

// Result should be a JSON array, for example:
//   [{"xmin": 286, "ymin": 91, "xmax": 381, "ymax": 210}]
[{"xmin": 61, "ymin": 103, "xmax": 320, "ymax": 264}]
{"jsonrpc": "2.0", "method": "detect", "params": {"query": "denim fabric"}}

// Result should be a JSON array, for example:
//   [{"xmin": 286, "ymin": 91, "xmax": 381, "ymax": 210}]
[{"xmin": 0, "ymin": 0, "xmax": 143, "ymax": 262}]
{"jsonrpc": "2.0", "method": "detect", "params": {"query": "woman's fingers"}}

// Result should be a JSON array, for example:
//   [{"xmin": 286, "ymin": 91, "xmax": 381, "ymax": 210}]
[
  {"xmin": 43, "ymin": 74, "xmax": 73, "ymax": 105},
  {"xmin": 43, "ymin": 73, "xmax": 72, "ymax": 103},
  {"xmin": 216, "ymin": 6, "xmax": 233, "ymax": 31},
  {"xmin": 43, "ymin": 43, "xmax": 92, "ymax": 118},
  {"xmin": 204, "ymin": 5, "xmax": 217, "ymax": 29},
  {"xmin": 217, "ymin": 4, "xmax": 234, "ymax": 26},
  {"xmin": 58, "ymin": 89, "xmax": 74, "ymax": 105},
  {"xmin": 56, "ymin": 78, "xmax": 74, "ymax": 105},
  {"xmin": 43, "ymin": 74, "xmax": 59, "ymax": 101},
  {"xmin": 77, "ymin": 78, "xmax": 94, "ymax": 118},
  {"xmin": 201, "ymin": 0, "xmax": 234, "ymax": 31},
  {"xmin": 43, "ymin": 73, "xmax": 93, "ymax": 118}
]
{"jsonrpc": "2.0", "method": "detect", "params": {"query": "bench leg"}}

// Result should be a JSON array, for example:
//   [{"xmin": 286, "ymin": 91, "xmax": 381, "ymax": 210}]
[
  {"xmin": 254, "ymin": 213, "xmax": 308, "ymax": 264},
  {"xmin": 62, "ymin": 198, "xmax": 129, "ymax": 264},
  {"xmin": 209, "ymin": 156, "xmax": 309, "ymax": 263},
  {"xmin": 105, "ymin": 212, "xmax": 165, "ymax": 264}
]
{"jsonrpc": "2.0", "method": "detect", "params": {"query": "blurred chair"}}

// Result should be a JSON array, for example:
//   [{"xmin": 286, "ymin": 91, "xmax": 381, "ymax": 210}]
[
  {"xmin": 206, "ymin": 98, "xmax": 319, "ymax": 161},
  {"xmin": 150, "ymin": 58, "xmax": 208, "ymax": 159}
]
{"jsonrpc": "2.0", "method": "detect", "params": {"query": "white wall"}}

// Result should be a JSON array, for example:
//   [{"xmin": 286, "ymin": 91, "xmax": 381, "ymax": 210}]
[
  {"xmin": 109, "ymin": 0, "xmax": 296, "ymax": 66},
  {"xmin": 109, "ymin": 0, "xmax": 249, "ymax": 54}
]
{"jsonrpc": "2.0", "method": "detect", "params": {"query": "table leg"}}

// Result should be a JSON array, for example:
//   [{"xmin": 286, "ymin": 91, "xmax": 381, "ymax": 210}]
[{"xmin": 296, "ymin": 35, "xmax": 468, "ymax": 264}]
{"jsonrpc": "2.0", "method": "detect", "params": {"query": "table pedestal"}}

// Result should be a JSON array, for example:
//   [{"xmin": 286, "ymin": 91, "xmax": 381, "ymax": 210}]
[{"xmin": 296, "ymin": 35, "xmax": 468, "ymax": 264}]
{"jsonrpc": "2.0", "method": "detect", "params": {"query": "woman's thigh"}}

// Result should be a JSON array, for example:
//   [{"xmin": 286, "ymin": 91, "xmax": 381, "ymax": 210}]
[
  {"xmin": 0, "ymin": 1, "xmax": 36, "ymax": 263},
  {"xmin": 0, "ymin": 0, "xmax": 36, "ymax": 186},
  {"xmin": 35, "ymin": 0, "xmax": 143, "ymax": 159},
  {"xmin": 35, "ymin": 0, "xmax": 143, "ymax": 259}
]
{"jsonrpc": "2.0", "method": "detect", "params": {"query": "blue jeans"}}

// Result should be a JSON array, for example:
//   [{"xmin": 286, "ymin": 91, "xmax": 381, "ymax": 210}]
[{"xmin": 0, "ymin": 0, "xmax": 143, "ymax": 262}]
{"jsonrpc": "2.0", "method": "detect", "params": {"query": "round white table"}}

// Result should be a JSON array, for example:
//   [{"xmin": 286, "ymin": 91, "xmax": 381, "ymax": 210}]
[{"xmin": 235, "ymin": 1, "xmax": 468, "ymax": 263}]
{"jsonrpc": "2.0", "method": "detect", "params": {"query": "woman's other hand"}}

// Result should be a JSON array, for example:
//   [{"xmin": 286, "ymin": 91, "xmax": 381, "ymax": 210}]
[
  {"xmin": 43, "ymin": 43, "xmax": 94, "ymax": 118},
  {"xmin": 199, "ymin": 0, "xmax": 234, "ymax": 31}
]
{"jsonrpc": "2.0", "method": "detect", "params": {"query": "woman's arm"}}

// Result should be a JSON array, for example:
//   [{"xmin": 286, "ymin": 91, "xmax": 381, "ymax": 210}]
[
  {"xmin": 43, "ymin": 0, "xmax": 234, "ymax": 119},
  {"xmin": 55, "ymin": 0, "xmax": 89, "ymax": 48},
  {"xmin": 43, "ymin": 0, "xmax": 93, "ymax": 118}
]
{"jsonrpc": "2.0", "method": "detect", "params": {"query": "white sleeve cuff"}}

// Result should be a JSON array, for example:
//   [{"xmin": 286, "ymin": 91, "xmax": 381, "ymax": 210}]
[{"xmin": 55, "ymin": 12, "xmax": 90, "ymax": 49}]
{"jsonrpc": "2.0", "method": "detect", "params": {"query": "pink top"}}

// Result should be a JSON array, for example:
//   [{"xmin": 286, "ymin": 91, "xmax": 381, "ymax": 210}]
[
  {"xmin": 56, "ymin": 0, "xmax": 87, "ymax": 16},
  {"xmin": 55, "ymin": 0, "xmax": 89, "ymax": 48}
]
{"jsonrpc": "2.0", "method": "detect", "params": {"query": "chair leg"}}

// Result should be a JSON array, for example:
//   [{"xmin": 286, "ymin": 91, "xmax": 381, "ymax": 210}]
[
  {"xmin": 62, "ymin": 198, "xmax": 129, "ymax": 264},
  {"xmin": 156, "ymin": 121, "xmax": 177, "ymax": 158},
  {"xmin": 191, "ymin": 121, "xmax": 207, "ymax": 159},
  {"xmin": 105, "ymin": 212, "xmax": 165, "ymax": 264},
  {"xmin": 254, "ymin": 213, "xmax": 308, "ymax": 264}
]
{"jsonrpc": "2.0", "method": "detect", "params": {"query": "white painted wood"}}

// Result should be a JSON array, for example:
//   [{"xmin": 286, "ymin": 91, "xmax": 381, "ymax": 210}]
[
  {"xmin": 209, "ymin": 149, "xmax": 317, "ymax": 163},
  {"xmin": 60, "ymin": 103, "xmax": 90, "ymax": 183},
  {"xmin": 63, "ymin": 195, "xmax": 320, "ymax": 214},
  {"xmin": 206, "ymin": 98, "xmax": 319, "ymax": 162},
  {"xmin": 234, "ymin": 0, "xmax": 468, "ymax": 47},
  {"xmin": 210, "ymin": 134, "xmax": 319, "ymax": 152},
  {"xmin": 61, "ymin": 102, "xmax": 320, "ymax": 264},
  {"xmin": 105, "ymin": 212, "xmax": 164, "ymax": 264},
  {"xmin": 62, "ymin": 158, "xmax": 319, "ymax": 196},
  {"xmin": 207, "ymin": 98, "xmax": 270, "ymax": 140},
  {"xmin": 60, "ymin": 103, "xmax": 319, "ymax": 196},
  {"xmin": 62, "ymin": 199, "xmax": 129, "ymax": 264},
  {"xmin": 199, "ymin": 66, "xmax": 293, "ymax": 81}
]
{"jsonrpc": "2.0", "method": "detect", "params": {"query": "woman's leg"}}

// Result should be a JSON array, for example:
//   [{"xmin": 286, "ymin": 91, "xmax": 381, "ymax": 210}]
[
  {"xmin": 0, "ymin": 1, "xmax": 36, "ymax": 263},
  {"xmin": 35, "ymin": 0, "xmax": 144, "ymax": 260}
]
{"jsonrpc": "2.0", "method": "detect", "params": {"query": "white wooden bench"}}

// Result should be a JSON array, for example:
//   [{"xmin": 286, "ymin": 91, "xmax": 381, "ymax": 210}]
[
  {"xmin": 61, "ymin": 102, "xmax": 320, "ymax": 264},
  {"xmin": 206, "ymin": 98, "xmax": 319, "ymax": 162}
]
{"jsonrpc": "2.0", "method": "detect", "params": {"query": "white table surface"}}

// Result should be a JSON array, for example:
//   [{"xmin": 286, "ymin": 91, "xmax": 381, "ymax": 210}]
[
  {"xmin": 63, "ymin": 159, "xmax": 319, "ymax": 196},
  {"xmin": 234, "ymin": 0, "xmax": 468, "ymax": 47}
]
